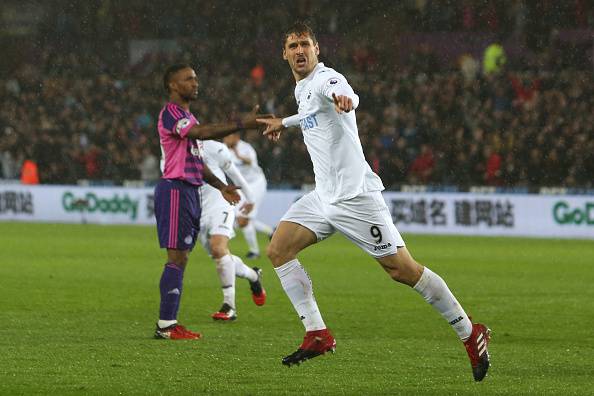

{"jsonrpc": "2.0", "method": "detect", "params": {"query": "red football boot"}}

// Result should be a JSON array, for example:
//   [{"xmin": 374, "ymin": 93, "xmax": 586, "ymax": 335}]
[
  {"xmin": 282, "ymin": 329, "xmax": 336, "ymax": 367},
  {"xmin": 211, "ymin": 303, "xmax": 237, "ymax": 321},
  {"xmin": 463, "ymin": 323, "xmax": 491, "ymax": 381},
  {"xmin": 154, "ymin": 323, "xmax": 201, "ymax": 340},
  {"xmin": 249, "ymin": 267, "xmax": 267, "ymax": 306}
]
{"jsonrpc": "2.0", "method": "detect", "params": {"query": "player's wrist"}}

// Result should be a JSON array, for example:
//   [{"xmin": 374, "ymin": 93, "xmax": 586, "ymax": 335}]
[{"xmin": 281, "ymin": 114, "xmax": 299, "ymax": 129}]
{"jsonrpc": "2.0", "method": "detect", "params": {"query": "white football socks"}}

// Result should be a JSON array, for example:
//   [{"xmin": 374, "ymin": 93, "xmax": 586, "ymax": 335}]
[
  {"xmin": 216, "ymin": 255, "xmax": 236, "ymax": 308},
  {"xmin": 413, "ymin": 267, "xmax": 473, "ymax": 340},
  {"xmin": 275, "ymin": 259, "xmax": 326, "ymax": 332},
  {"xmin": 241, "ymin": 222, "xmax": 259, "ymax": 254},
  {"xmin": 157, "ymin": 319, "xmax": 177, "ymax": 329},
  {"xmin": 232, "ymin": 255, "xmax": 258, "ymax": 282}
]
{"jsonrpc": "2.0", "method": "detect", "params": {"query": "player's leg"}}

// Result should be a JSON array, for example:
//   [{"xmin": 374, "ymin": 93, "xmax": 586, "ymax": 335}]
[
  {"xmin": 158, "ymin": 249, "xmax": 189, "ymax": 327},
  {"xmin": 209, "ymin": 234, "xmax": 238, "ymax": 320},
  {"xmin": 238, "ymin": 216, "xmax": 260, "ymax": 258},
  {"xmin": 377, "ymin": 249, "xmax": 473, "ymax": 338},
  {"xmin": 230, "ymin": 253, "xmax": 267, "ymax": 306},
  {"xmin": 332, "ymin": 191, "xmax": 490, "ymax": 380},
  {"xmin": 207, "ymin": 205, "xmax": 266, "ymax": 316},
  {"xmin": 153, "ymin": 180, "xmax": 201, "ymax": 339},
  {"xmin": 330, "ymin": 191, "xmax": 472, "ymax": 337},
  {"xmin": 377, "ymin": 249, "xmax": 491, "ymax": 381},
  {"xmin": 268, "ymin": 192, "xmax": 336, "ymax": 366},
  {"xmin": 267, "ymin": 221, "xmax": 319, "ymax": 322},
  {"xmin": 250, "ymin": 178, "xmax": 274, "ymax": 237}
]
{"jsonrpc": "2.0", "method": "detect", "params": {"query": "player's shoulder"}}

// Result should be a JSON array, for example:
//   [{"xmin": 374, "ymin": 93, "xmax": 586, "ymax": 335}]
[
  {"xmin": 312, "ymin": 64, "xmax": 348, "ymax": 88},
  {"xmin": 203, "ymin": 139, "xmax": 229, "ymax": 155},
  {"xmin": 161, "ymin": 102, "xmax": 187, "ymax": 119}
]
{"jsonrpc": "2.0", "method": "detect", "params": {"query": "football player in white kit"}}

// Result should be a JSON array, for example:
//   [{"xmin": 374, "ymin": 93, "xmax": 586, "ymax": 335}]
[
  {"xmin": 197, "ymin": 139, "xmax": 267, "ymax": 321},
  {"xmin": 223, "ymin": 133, "xmax": 274, "ymax": 258},
  {"xmin": 256, "ymin": 22, "xmax": 491, "ymax": 381}
]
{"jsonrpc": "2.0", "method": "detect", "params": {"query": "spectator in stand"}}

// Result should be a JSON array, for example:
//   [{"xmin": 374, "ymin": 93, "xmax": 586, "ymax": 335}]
[
  {"xmin": 0, "ymin": 4, "xmax": 592, "ymax": 190},
  {"xmin": 483, "ymin": 145, "xmax": 502, "ymax": 186},
  {"xmin": 409, "ymin": 144, "xmax": 435, "ymax": 184}
]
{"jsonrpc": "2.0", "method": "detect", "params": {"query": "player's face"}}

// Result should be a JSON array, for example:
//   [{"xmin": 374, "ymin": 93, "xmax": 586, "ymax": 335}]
[
  {"xmin": 283, "ymin": 33, "xmax": 319, "ymax": 79},
  {"xmin": 171, "ymin": 68, "xmax": 199, "ymax": 101}
]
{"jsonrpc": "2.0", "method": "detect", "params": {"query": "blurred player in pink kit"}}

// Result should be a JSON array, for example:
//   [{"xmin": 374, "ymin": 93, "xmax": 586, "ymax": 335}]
[{"xmin": 153, "ymin": 63, "xmax": 270, "ymax": 340}]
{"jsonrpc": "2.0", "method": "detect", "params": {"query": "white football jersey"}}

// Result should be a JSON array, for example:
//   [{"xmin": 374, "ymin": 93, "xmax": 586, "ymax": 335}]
[
  {"xmin": 289, "ymin": 62, "xmax": 384, "ymax": 203},
  {"xmin": 229, "ymin": 140, "xmax": 265, "ymax": 184},
  {"xmin": 199, "ymin": 140, "xmax": 235, "ymax": 209}
]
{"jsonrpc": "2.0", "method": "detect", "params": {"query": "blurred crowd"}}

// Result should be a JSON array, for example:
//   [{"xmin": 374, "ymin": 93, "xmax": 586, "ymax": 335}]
[{"xmin": 1, "ymin": 0, "xmax": 593, "ymax": 188}]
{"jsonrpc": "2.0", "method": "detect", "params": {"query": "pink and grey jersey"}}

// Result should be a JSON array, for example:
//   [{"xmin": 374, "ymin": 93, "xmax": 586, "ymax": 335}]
[{"xmin": 157, "ymin": 102, "xmax": 204, "ymax": 186}]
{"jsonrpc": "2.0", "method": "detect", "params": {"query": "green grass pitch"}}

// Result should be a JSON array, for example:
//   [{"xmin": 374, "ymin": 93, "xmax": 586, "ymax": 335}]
[{"xmin": 1, "ymin": 222, "xmax": 593, "ymax": 395}]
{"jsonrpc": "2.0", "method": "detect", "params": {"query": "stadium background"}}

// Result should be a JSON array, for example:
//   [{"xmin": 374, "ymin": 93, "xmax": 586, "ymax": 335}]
[
  {"xmin": 1, "ymin": 0, "xmax": 593, "ymax": 189},
  {"xmin": 1, "ymin": 1, "xmax": 593, "ymax": 395}
]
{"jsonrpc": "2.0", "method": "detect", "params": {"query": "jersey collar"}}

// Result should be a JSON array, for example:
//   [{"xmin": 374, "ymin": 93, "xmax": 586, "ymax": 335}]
[{"xmin": 297, "ymin": 62, "xmax": 324, "ymax": 86}]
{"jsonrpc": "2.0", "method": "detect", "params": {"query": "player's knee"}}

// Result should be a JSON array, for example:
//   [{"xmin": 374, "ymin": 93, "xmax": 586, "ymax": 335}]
[
  {"xmin": 266, "ymin": 242, "xmax": 290, "ymax": 267},
  {"xmin": 237, "ymin": 217, "xmax": 249, "ymax": 228},
  {"xmin": 168, "ymin": 251, "xmax": 189, "ymax": 268},
  {"xmin": 210, "ymin": 244, "xmax": 227, "ymax": 259},
  {"xmin": 168, "ymin": 260, "xmax": 187, "ymax": 270},
  {"xmin": 388, "ymin": 263, "xmax": 422, "ymax": 286},
  {"xmin": 386, "ymin": 266, "xmax": 407, "ymax": 283},
  {"xmin": 266, "ymin": 243, "xmax": 279, "ymax": 262},
  {"xmin": 379, "ymin": 253, "xmax": 422, "ymax": 286}
]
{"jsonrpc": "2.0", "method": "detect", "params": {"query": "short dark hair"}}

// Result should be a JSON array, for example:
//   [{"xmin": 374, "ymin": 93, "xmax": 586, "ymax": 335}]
[
  {"xmin": 283, "ymin": 21, "xmax": 317, "ymax": 48},
  {"xmin": 163, "ymin": 63, "xmax": 192, "ymax": 92}
]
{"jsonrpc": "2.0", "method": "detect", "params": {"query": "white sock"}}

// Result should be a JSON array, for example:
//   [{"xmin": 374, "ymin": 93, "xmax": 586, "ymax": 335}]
[
  {"xmin": 413, "ymin": 267, "xmax": 473, "ymax": 340},
  {"xmin": 232, "ymin": 255, "xmax": 258, "ymax": 282},
  {"xmin": 275, "ymin": 259, "xmax": 326, "ymax": 332},
  {"xmin": 241, "ymin": 222, "xmax": 259, "ymax": 254},
  {"xmin": 253, "ymin": 220, "xmax": 274, "ymax": 236},
  {"xmin": 216, "ymin": 255, "xmax": 236, "ymax": 308},
  {"xmin": 158, "ymin": 319, "xmax": 177, "ymax": 329}
]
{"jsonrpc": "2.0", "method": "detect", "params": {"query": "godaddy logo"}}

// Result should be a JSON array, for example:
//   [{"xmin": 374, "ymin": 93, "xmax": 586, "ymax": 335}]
[
  {"xmin": 62, "ymin": 192, "xmax": 139, "ymax": 220},
  {"xmin": 552, "ymin": 201, "xmax": 594, "ymax": 225}
]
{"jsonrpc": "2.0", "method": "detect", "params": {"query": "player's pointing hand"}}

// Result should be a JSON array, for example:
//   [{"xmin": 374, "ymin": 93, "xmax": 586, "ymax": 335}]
[
  {"xmin": 332, "ymin": 93, "xmax": 353, "ymax": 113},
  {"xmin": 257, "ymin": 117, "xmax": 284, "ymax": 142}
]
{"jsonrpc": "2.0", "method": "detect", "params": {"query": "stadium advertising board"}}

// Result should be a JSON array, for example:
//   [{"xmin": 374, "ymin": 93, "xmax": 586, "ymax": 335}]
[
  {"xmin": 0, "ymin": 185, "xmax": 155, "ymax": 225},
  {"xmin": 261, "ymin": 192, "xmax": 593, "ymax": 239},
  {"xmin": 0, "ymin": 185, "xmax": 592, "ymax": 239}
]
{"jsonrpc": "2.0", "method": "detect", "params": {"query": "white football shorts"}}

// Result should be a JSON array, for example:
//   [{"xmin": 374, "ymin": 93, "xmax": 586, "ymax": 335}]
[
  {"xmin": 199, "ymin": 201, "xmax": 236, "ymax": 252},
  {"xmin": 236, "ymin": 175, "xmax": 267, "ymax": 220},
  {"xmin": 281, "ymin": 190, "xmax": 405, "ymax": 258}
]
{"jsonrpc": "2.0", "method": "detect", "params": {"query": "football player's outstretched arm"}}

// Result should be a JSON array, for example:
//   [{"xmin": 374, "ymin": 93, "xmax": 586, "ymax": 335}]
[
  {"xmin": 257, "ymin": 114, "xmax": 300, "ymax": 142},
  {"xmin": 188, "ymin": 105, "xmax": 273, "ymax": 140}
]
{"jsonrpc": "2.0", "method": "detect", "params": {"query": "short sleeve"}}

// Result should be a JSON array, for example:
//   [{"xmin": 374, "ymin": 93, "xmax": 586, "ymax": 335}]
[
  {"xmin": 318, "ymin": 74, "xmax": 359, "ymax": 109},
  {"xmin": 173, "ymin": 117, "xmax": 197, "ymax": 138},
  {"xmin": 161, "ymin": 104, "xmax": 197, "ymax": 137}
]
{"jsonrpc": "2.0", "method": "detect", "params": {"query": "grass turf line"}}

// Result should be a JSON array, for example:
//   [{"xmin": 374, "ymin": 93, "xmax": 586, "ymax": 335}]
[{"xmin": 1, "ymin": 222, "xmax": 593, "ymax": 395}]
